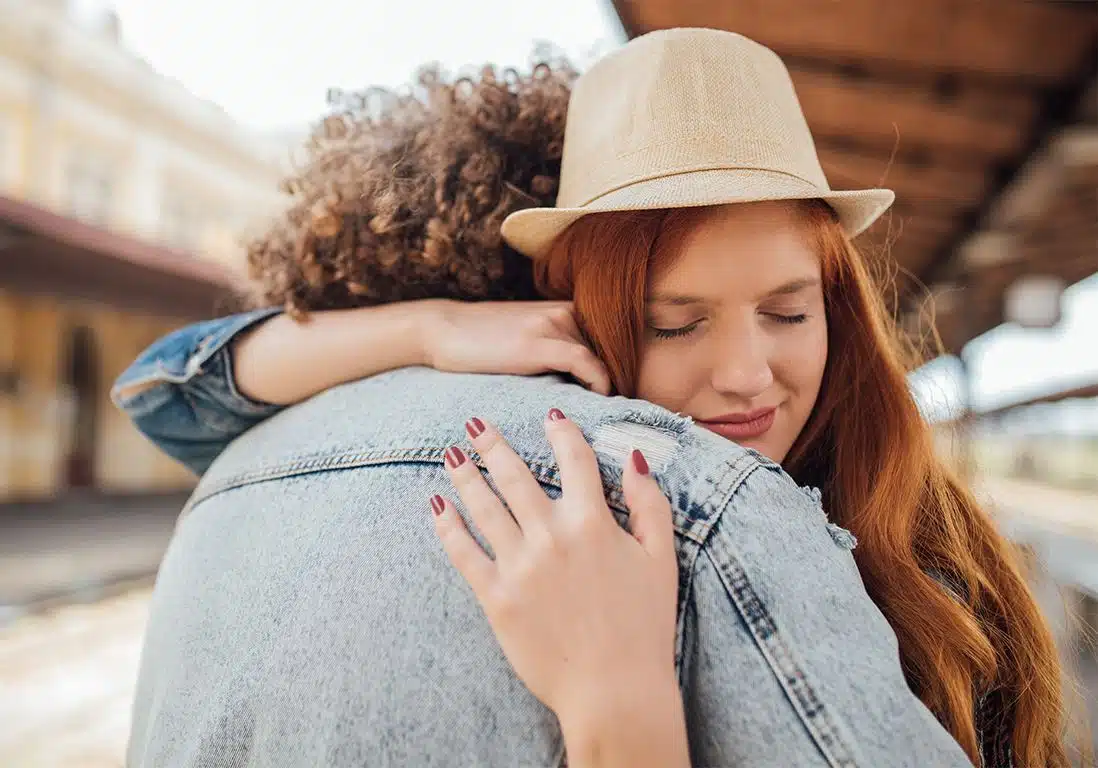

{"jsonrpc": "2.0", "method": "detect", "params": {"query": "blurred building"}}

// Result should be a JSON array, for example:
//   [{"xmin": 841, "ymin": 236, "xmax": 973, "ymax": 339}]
[{"xmin": 0, "ymin": 0, "xmax": 292, "ymax": 501}]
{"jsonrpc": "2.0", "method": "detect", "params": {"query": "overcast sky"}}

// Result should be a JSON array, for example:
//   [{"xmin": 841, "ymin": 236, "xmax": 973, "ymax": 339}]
[{"xmin": 100, "ymin": 0, "xmax": 1098, "ymax": 419}]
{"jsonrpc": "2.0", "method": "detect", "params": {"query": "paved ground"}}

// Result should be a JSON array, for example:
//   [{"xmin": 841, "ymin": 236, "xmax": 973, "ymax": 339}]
[
  {"xmin": 0, "ymin": 493, "xmax": 186, "ymax": 617},
  {"xmin": 978, "ymin": 476, "xmax": 1098, "ymax": 598},
  {"xmin": 0, "ymin": 588, "xmax": 149, "ymax": 768},
  {"xmin": 0, "ymin": 479, "xmax": 1093, "ymax": 766}
]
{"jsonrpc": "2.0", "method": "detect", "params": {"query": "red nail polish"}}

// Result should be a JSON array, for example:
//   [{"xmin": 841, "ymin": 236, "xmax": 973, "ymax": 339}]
[
  {"xmin": 444, "ymin": 446, "xmax": 466, "ymax": 469},
  {"xmin": 430, "ymin": 495, "xmax": 445, "ymax": 516},
  {"xmin": 465, "ymin": 417, "xmax": 485, "ymax": 438},
  {"xmin": 631, "ymin": 449, "xmax": 649, "ymax": 476},
  {"xmin": 548, "ymin": 408, "xmax": 566, "ymax": 421}
]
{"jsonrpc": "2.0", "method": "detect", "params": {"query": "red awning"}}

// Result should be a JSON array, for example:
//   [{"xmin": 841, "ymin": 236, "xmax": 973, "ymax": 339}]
[{"xmin": 0, "ymin": 194, "xmax": 242, "ymax": 320}]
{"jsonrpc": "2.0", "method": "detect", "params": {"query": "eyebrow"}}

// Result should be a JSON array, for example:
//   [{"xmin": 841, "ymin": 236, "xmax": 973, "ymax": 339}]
[
  {"xmin": 761, "ymin": 277, "xmax": 821, "ymax": 299},
  {"xmin": 648, "ymin": 277, "xmax": 821, "ymax": 306}
]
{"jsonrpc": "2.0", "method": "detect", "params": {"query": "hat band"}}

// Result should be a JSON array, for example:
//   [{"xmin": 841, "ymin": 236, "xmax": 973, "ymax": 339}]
[{"xmin": 567, "ymin": 164, "xmax": 827, "ymax": 210}]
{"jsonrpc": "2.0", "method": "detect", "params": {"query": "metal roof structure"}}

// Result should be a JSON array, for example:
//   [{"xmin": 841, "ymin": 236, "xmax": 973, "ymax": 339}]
[{"xmin": 610, "ymin": 0, "xmax": 1098, "ymax": 353}]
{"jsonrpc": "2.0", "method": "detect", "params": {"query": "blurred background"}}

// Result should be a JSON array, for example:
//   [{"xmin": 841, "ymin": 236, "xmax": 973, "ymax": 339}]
[{"xmin": 0, "ymin": 0, "xmax": 1095, "ymax": 765}]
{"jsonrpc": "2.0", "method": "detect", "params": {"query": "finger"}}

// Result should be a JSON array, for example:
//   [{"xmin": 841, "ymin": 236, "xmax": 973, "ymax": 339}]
[
  {"xmin": 443, "ymin": 445, "xmax": 522, "ymax": 553},
  {"xmin": 621, "ymin": 449, "xmax": 676, "ymax": 560},
  {"xmin": 544, "ymin": 309, "xmax": 614, "ymax": 397},
  {"xmin": 464, "ymin": 418, "xmax": 551, "ymax": 533},
  {"xmin": 544, "ymin": 408, "xmax": 605, "ymax": 505},
  {"xmin": 542, "ymin": 303, "xmax": 585, "ymax": 342},
  {"xmin": 538, "ymin": 339, "xmax": 612, "ymax": 396},
  {"xmin": 432, "ymin": 494, "xmax": 496, "ymax": 593}
]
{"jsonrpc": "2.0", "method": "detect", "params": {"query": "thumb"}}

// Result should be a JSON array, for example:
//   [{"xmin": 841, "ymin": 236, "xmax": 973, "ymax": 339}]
[{"xmin": 621, "ymin": 448, "xmax": 674, "ymax": 559}]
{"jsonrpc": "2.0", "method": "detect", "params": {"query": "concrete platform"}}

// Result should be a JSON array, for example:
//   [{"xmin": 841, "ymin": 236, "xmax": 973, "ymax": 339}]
[{"xmin": 0, "ymin": 492, "xmax": 187, "ymax": 619}]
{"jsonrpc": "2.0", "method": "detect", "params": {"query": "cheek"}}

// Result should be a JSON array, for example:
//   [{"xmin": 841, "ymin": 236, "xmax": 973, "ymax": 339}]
[
  {"xmin": 776, "ymin": 322, "xmax": 828, "ymax": 397},
  {"xmin": 635, "ymin": 342, "xmax": 702, "ymax": 406},
  {"xmin": 806, "ymin": 322, "xmax": 829, "ymax": 393}
]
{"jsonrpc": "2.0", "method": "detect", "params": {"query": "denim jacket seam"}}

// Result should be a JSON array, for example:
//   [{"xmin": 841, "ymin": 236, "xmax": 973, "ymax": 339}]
[
  {"xmin": 673, "ymin": 536, "xmax": 703, "ymax": 681},
  {"xmin": 181, "ymin": 444, "xmax": 719, "ymax": 547},
  {"xmin": 703, "ymin": 512, "xmax": 861, "ymax": 768},
  {"xmin": 184, "ymin": 446, "xmax": 446, "ymax": 514}
]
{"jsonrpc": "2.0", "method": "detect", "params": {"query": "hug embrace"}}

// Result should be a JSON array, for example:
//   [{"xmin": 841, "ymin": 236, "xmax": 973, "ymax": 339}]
[{"xmin": 114, "ymin": 29, "xmax": 1072, "ymax": 768}]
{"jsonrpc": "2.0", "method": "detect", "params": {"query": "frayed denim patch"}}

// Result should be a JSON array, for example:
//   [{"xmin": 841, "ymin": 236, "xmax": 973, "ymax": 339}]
[
  {"xmin": 826, "ymin": 523, "xmax": 858, "ymax": 550},
  {"xmin": 802, "ymin": 485, "xmax": 857, "ymax": 550},
  {"xmin": 591, "ymin": 420, "xmax": 682, "ymax": 473}
]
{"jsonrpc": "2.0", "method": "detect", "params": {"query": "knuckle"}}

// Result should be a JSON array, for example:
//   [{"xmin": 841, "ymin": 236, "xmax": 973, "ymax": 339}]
[
  {"xmin": 532, "ymin": 314, "xmax": 558, "ymax": 335},
  {"xmin": 489, "ymin": 582, "xmax": 523, "ymax": 620},
  {"xmin": 548, "ymin": 305, "xmax": 574, "ymax": 324},
  {"xmin": 516, "ymin": 525, "xmax": 558, "ymax": 562},
  {"xmin": 476, "ymin": 429, "xmax": 507, "ymax": 456},
  {"xmin": 569, "ymin": 345, "xmax": 593, "ymax": 365},
  {"xmin": 556, "ymin": 438, "xmax": 592, "ymax": 466},
  {"xmin": 489, "ymin": 462, "xmax": 527, "ymax": 490}
]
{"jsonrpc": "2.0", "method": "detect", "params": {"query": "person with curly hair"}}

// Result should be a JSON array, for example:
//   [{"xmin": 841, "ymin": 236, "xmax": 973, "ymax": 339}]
[{"xmin": 117, "ymin": 30, "xmax": 1071, "ymax": 768}]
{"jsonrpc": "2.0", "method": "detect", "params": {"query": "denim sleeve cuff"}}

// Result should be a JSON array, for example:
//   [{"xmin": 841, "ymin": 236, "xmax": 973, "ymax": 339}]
[{"xmin": 111, "ymin": 307, "xmax": 284, "ymax": 410}]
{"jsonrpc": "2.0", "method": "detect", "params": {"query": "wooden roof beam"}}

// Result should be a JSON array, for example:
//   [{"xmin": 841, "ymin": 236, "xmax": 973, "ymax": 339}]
[
  {"xmin": 612, "ymin": 0, "xmax": 1098, "ymax": 84},
  {"xmin": 793, "ymin": 69, "xmax": 1037, "ymax": 159},
  {"xmin": 919, "ymin": 39, "xmax": 1098, "ymax": 289}
]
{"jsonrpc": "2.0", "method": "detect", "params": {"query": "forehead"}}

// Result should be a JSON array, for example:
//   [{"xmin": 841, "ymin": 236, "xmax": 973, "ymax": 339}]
[{"xmin": 652, "ymin": 202, "xmax": 821, "ymax": 291}]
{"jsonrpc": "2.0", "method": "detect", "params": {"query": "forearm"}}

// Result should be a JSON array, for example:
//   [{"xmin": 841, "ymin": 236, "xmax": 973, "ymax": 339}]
[
  {"xmin": 559, "ymin": 681, "xmax": 691, "ymax": 768},
  {"xmin": 231, "ymin": 301, "xmax": 439, "ymax": 405}
]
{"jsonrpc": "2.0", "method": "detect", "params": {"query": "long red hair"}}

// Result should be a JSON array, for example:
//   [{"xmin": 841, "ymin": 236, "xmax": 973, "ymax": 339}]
[{"xmin": 534, "ymin": 202, "xmax": 1069, "ymax": 766}]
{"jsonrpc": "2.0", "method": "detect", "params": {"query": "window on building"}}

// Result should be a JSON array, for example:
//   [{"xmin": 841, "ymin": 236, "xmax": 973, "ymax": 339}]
[
  {"xmin": 159, "ymin": 184, "xmax": 225, "ymax": 253},
  {"xmin": 160, "ymin": 186, "xmax": 202, "ymax": 252},
  {"xmin": 65, "ymin": 149, "xmax": 114, "ymax": 227}
]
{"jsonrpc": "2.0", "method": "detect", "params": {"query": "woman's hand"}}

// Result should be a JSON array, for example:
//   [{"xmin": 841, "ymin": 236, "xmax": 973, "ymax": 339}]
[
  {"xmin": 431, "ymin": 409, "xmax": 688, "ymax": 768},
  {"xmin": 424, "ymin": 300, "xmax": 612, "ymax": 395}
]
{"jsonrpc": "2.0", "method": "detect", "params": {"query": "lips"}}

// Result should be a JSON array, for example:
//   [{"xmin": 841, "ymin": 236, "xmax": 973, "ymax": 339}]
[{"xmin": 698, "ymin": 407, "xmax": 777, "ymax": 441}]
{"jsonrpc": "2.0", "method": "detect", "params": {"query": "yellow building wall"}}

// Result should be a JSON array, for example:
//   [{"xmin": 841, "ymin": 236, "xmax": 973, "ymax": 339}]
[
  {"xmin": 0, "ymin": 290, "xmax": 196, "ymax": 501},
  {"xmin": 0, "ymin": 10, "xmax": 289, "ymax": 501}
]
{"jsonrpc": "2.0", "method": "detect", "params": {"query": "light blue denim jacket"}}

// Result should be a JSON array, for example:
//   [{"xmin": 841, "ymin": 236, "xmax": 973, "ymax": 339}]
[{"xmin": 114, "ymin": 313, "xmax": 971, "ymax": 768}]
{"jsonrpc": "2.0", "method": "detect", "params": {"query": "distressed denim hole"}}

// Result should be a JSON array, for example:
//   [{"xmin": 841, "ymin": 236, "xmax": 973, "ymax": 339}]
[
  {"xmin": 802, "ymin": 485, "xmax": 857, "ymax": 550},
  {"xmin": 592, "ymin": 421, "xmax": 680, "ymax": 473}
]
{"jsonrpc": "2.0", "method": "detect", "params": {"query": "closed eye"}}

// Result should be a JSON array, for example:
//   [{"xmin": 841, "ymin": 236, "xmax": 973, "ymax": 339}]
[
  {"xmin": 767, "ymin": 313, "xmax": 808, "ymax": 325},
  {"xmin": 650, "ymin": 320, "xmax": 701, "ymax": 339}
]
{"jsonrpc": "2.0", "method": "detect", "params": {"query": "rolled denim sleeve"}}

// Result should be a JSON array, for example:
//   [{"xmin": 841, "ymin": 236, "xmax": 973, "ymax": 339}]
[{"xmin": 111, "ymin": 308, "xmax": 285, "ymax": 476}]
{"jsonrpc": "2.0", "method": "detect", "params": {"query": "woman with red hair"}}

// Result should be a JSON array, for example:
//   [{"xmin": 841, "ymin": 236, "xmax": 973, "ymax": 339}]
[{"xmin": 116, "ymin": 29, "xmax": 1072, "ymax": 767}]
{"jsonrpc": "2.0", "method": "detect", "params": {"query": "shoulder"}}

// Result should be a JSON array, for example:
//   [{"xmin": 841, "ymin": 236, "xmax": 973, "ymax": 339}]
[{"xmin": 190, "ymin": 368, "xmax": 772, "ymax": 528}]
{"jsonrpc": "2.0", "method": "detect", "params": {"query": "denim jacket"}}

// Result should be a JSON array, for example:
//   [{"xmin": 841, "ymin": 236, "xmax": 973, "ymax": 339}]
[{"xmin": 115, "ymin": 314, "xmax": 970, "ymax": 768}]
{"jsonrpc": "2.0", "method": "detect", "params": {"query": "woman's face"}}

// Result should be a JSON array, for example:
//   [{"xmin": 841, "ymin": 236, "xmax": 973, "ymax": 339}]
[{"xmin": 636, "ymin": 202, "xmax": 828, "ymax": 464}]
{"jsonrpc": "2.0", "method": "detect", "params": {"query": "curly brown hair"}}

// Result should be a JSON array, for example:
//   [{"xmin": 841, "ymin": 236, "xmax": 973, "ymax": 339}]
[{"xmin": 244, "ymin": 57, "xmax": 577, "ymax": 316}]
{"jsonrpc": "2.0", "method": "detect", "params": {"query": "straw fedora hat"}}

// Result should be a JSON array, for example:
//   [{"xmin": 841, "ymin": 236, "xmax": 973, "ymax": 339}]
[{"xmin": 501, "ymin": 28, "xmax": 894, "ymax": 259}]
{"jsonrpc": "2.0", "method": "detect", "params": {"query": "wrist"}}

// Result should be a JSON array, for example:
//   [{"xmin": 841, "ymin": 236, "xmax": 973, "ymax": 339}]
[
  {"xmin": 413, "ymin": 298, "xmax": 453, "ymax": 369},
  {"xmin": 558, "ymin": 677, "xmax": 689, "ymax": 768}
]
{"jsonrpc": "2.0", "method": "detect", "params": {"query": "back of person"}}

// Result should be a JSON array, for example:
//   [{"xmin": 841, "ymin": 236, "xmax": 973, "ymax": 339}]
[
  {"xmin": 129, "ymin": 368, "xmax": 969, "ymax": 768},
  {"xmin": 129, "ymin": 370, "xmax": 568, "ymax": 766}
]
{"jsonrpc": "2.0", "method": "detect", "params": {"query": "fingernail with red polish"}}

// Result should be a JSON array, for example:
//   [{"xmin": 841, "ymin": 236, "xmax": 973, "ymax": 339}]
[
  {"xmin": 548, "ymin": 408, "xmax": 566, "ymax": 421},
  {"xmin": 465, "ymin": 417, "xmax": 485, "ymax": 439},
  {"xmin": 631, "ymin": 449, "xmax": 649, "ymax": 476},
  {"xmin": 430, "ymin": 495, "xmax": 445, "ymax": 516},
  {"xmin": 444, "ymin": 446, "xmax": 466, "ymax": 469}
]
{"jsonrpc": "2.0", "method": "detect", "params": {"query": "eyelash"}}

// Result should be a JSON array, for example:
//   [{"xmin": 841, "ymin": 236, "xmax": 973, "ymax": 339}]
[
  {"xmin": 651, "ymin": 313, "xmax": 808, "ymax": 339},
  {"xmin": 770, "ymin": 313, "xmax": 808, "ymax": 325},
  {"xmin": 651, "ymin": 322, "xmax": 700, "ymax": 339}
]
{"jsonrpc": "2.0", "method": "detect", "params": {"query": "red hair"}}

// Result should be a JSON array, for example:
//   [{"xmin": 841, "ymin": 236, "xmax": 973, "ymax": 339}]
[{"xmin": 534, "ymin": 202, "xmax": 1069, "ymax": 766}]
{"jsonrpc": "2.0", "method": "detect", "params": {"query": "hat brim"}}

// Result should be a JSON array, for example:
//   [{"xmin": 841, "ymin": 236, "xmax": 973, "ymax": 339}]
[{"xmin": 501, "ymin": 168, "xmax": 895, "ymax": 260}]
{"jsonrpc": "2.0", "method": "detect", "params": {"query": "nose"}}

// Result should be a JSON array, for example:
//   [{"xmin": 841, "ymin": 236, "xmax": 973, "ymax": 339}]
[{"xmin": 711, "ymin": 322, "xmax": 774, "ymax": 400}]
